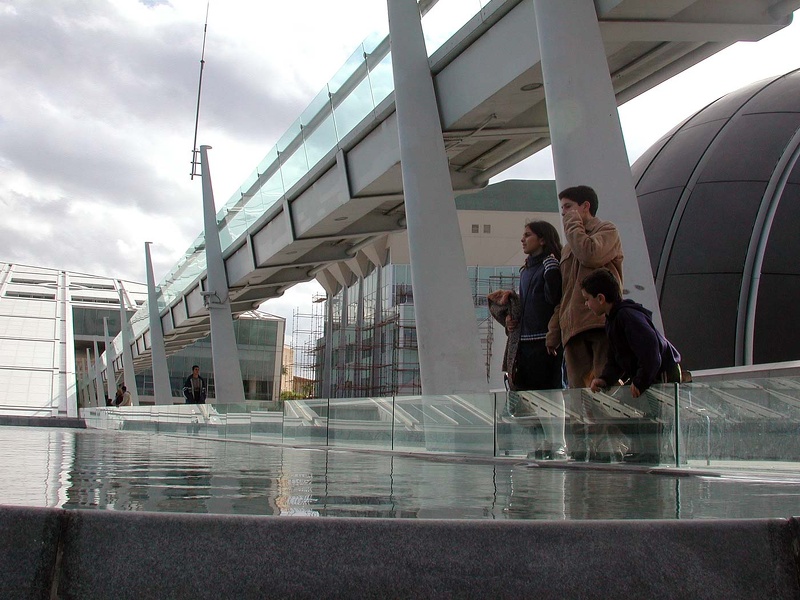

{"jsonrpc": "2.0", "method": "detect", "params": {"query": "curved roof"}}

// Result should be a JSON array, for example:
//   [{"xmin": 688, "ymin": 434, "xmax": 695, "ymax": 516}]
[{"xmin": 633, "ymin": 68, "xmax": 800, "ymax": 369}]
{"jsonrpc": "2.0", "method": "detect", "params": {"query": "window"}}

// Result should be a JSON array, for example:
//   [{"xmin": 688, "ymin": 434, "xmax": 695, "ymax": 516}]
[
  {"xmin": 483, "ymin": 224, "xmax": 491, "ymax": 234},
  {"xmin": 471, "ymin": 224, "xmax": 479, "ymax": 233},
  {"xmin": 5, "ymin": 291, "xmax": 55, "ymax": 300},
  {"xmin": 71, "ymin": 296, "xmax": 119, "ymax": 305}
]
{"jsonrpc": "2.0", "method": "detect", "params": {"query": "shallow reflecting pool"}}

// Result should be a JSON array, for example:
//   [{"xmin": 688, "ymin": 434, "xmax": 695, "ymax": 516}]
[{"xmin": 1, "ymin": 426, "xmax": 798, "ymax": 520}]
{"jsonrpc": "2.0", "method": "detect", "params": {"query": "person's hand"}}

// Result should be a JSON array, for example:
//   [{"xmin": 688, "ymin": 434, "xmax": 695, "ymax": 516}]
[
  {"xmin": 546, "ymin": 344, "xmax": 558, "ymax": 356},
  {"xmin": 590, "ymin": 378, "xmax": 607, "ymax": 393},
  {"xmin": 631, "ymin": 383, "xmax": 642, "ymax": 398},
  {"xmin": 505, "ymin": 316, "xmax": 517, "ymax": 331}
]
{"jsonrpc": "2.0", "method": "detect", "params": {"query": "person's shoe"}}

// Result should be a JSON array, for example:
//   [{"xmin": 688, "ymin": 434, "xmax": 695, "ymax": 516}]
[{"xmin": 623, "ymin": 452, "xmax": 660, "ymax": 465}]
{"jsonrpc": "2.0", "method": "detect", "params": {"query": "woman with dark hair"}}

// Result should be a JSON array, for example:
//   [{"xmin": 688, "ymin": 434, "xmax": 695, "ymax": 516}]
[
  {"xmin": 489, "ymin": 220, "xmax": 566, "ymax": 459},
  {"xmin": 513, "ymin": 220, "xmax": 563, "ymax": 390}
]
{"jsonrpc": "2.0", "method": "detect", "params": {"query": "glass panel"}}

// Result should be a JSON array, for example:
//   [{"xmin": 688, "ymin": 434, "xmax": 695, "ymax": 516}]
[
  {"xmin": 332, "ymin": 69, "xmax": 374, "ymax": 141},
  {"xmin": 304, "ymin": 112, "xmax": 338, "ymax": 167},
  {"xmin": 253, "ymin": 171, "xmax": 285, "ymax": 216},
  {"xmin": 219, "ymin": 200, "xmax": 249, "ymax": 252},
  {"xmin": 421, "ymin": 0, "xmax": 483, "ymax": 56},
  {"xmin": 276, "ymin": 117, "xmax": 308, "ymax": 191},
  {"xmin": 256, "ymin": 147, "xmax": 283, "ymax": 193},
  {"xmin": 394, "ymin": 393, "xmax": 494, "ymax": 455},
  {"xmin": 328, "ymin": 44, "xmax": 368, "ymax": 96},
  {"xmin": 214, "ymin": 403, "xmax": 252, "ymax": 441},
  {"xmin": 367, "ymin": 52, "xmax": 394, "ymax": 107},
  {"xmin": 283, "ymin": 398, "xmax": 329, "ymax": 446},
  {"xmin": 328, "ymin": 396, "xmax": 393, "ymax": 450},
  {"xmin": 392, "ymin": 395, "xmax": 425, "ymax": 452},
  {"xmin": 278, "ymin": 147, "xmax": 309, "ymax": 192},
  {"xmin": 678, "ymin": 377, "xmax": 800, "ymax": 466},
  {"xmin": 251, "ymin": 403, "xmax": 284, "ymax": 443},
  {"xmin": 362, "ymin": 30, "xmax": 388, "ymax": 55}
]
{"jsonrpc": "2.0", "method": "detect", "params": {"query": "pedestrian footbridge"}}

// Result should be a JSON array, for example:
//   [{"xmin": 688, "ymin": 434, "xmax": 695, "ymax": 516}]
[{"xmin": 112, "ymin": 0, "xmax": 797, "ymax": 374}]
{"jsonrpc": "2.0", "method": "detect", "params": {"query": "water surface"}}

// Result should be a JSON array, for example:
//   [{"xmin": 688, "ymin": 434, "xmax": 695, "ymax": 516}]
[{"xmin": 1, "ymin": 426, "xmax": 797, "ymax": 520}]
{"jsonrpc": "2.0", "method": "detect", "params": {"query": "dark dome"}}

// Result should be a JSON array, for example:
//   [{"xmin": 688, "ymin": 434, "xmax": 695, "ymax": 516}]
[{"xmin": 633, "ymin": 68, "xmax": 800, "ymax": 370}]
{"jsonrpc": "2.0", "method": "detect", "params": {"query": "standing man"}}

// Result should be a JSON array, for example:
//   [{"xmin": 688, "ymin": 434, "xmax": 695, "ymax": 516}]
[
  {"xmin": 546, "ymin": 185, "xmax": 624, "ymax": 461},
  {"xmin": 183, "ymin": 365, "xmax": 207, "ymax": 404},
  {"xmin": 546, "ymin": 185, "xmax": 623, "ymax": 387}
]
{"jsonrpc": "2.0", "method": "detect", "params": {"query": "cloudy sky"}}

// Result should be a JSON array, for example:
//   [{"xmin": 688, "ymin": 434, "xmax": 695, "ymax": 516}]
[{"xmin": 1, "ymin": 1, "xmax": 799, "ymax": 339}]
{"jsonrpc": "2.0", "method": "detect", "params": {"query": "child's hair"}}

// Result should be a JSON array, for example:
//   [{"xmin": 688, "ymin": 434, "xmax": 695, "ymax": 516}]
[
  {"xmin": 524, "ymin": 220, "xmax": 562, "ymax": 260},
  {"xmin": 558, "ymin": 185, "xmax": 599, "ymax": 216},
  {"xmin": 581, "ymin": 268, "xmax": 622, "ymax": 303}
]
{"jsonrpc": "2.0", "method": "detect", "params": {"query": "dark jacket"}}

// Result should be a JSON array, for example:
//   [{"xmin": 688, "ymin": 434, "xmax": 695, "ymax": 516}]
[
  {"xmin": 600, "ymin": 300, "xmax": 681, "ymax": 392},
  {"xmin": 519, "ymin": 253, "xmax": 561, "ymax": 342},
  {"xmin": 183, "ymin": 375, "xmax": 207, "ymax": 403}
]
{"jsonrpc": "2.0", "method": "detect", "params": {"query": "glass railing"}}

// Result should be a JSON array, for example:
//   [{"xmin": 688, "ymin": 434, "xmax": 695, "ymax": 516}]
[{"xmin": 81, "ymin": 375, "xmax": 800, "ymax": 469}]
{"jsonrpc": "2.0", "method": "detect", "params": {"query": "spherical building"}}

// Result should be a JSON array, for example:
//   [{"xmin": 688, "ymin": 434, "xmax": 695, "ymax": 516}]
[{"xmin": 633, "ymin": 68, "xmax": 800, "ymax": 370}]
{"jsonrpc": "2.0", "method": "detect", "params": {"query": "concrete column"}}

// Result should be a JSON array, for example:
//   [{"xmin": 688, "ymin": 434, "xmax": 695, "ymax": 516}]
[
  {"xmin": 145, "ymin": 242, "xmax": 174, "ymax": 404},
  {"xmin": 85, "ymin": 348, "xmax": 97, "ymax": 407},
  {"xmin": 387, "ymin": 0, "xmax": 487, "ymax": 395},
  {"xmin": 93, "ymin": 340, "xmax": 105, "ymax": 406},
  {"xmin": 198, "ymin": 145, "xmax": 246, "ymax": 404},
  {"xmin": 533, "ymin": 0, "xmax": 662, "ymax": 327},
  {"xmin": 60, "ymin": 272, "xmax": 77, "ymax": 417},
  {"xmin": 103, "ymin": 317, "xmax": 116, "ymax": 400},
  {"xmin": 118, "ymin": 288, "xmax": 140, "ymax": 405}
]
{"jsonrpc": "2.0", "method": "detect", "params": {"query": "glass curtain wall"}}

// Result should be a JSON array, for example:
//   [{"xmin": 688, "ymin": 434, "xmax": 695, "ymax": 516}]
[{"xmin": 314, "ymin": 262, "xmax": 521, "ymax": 399}]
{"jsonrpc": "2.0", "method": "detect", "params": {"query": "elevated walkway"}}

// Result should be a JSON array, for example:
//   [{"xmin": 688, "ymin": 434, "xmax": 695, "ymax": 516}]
[{"xmin": 108, "ymin": 0, "xmax": 799, "ymax": 372}]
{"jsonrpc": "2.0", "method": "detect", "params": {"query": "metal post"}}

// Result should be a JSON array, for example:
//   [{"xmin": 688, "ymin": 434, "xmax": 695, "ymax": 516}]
[
  {"xmin": 198, "ymin": 145, "xmax": 246, "ymax": 404},
  {"xmin": 387, "ymin": 0, "xmax": 487, "ymax": 395},
  {"xmin": 85, "ymin": 348, "xmax": 97, "ymax": 407},
  {"xmin": 145, "ymin": 242, "xmax": 174, "ymax": 404},
  {"xmin": 673, "ymin": 382, "xmax": 681, "ymax": 468},
  {"xmin": 103, "ymin": 317, "xmax": 116, "ymax": 400},
  {"xmin": 93, "ymin": 340, "xmax": 105, "ymax": 406}
]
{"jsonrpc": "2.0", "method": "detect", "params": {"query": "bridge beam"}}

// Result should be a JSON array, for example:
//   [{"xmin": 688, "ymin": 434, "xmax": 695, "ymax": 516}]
[
  {"xmin": 145, "ymin": 242, "xmax": 174, "ymax": 405},
  {"xmin": 387, "ymin": 0, "xmax": 487, "ymax": 396},
  {"xmin": 118, "ymin": 288, "xmax": 140, "ymax": 405}
]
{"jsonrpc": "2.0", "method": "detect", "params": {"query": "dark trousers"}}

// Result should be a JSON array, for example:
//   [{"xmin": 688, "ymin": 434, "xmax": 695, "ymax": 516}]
[{"xmin": 512, "ymin": 340, "xmax": 563, "ymax": 391}]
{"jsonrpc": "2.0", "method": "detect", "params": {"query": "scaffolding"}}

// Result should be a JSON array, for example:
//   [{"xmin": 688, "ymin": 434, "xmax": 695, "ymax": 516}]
[{"xmin": 290, "ymin": 270, "xmax": 519, "ymax": 399}]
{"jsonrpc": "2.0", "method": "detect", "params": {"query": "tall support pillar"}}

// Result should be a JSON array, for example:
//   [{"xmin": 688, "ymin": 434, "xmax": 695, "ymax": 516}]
[
  {"xmin": 103, "ymin": 317, "xmax": 116, "ymax": 400},
  {"xmin": 145, "ymin": 242, "xmax": 174, "ymax": 404},
  {"xmin": 85, "ymin": 348, "xmax": 97, "ymax": 407},
  {"xmin": 198, "ymin": 145, "xmax": 246, "ymax": 404},
  {"xmin": 387, "ymin": 0, "xmax": 487, "ymax": 395},
  {"xmin": 93, "ymin": 340, "xmax": 105, "ymax": 405},
  {"xmin": 533, "ymin": 0, "xmax": 662, "ymax": 326},
  {"xmin": 118, "ymin": 288, "xmax": 140, "ymax": 405}
]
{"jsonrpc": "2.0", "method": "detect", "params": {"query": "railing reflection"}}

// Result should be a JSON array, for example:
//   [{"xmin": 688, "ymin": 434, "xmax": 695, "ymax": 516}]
[{"xmin": 81, "ymin": 376, "xmax": 800, "ymax": 467}]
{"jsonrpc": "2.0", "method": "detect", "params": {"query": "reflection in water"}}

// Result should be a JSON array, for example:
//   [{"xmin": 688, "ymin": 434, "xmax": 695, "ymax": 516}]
[{"xmin": 0, "ymin": 426, "xmax": 798, "ymax": 520}]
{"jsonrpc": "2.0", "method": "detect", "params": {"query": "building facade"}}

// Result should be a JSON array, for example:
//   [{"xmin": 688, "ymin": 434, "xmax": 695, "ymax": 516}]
[
  {"xmin": 298, "ymin": 181, "xmax": 560, "ymax": 398},
  {"xmin": 0, "ymin": 262, "xmax": 284, "ymax": 416}
]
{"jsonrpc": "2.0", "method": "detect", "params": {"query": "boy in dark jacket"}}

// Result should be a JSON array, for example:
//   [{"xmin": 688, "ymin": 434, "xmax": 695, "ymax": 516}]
[
  {"xmin": 580, "ymin": 269, "xmax": 681, "ymax": 463},
  {"xmin": 581, "ymin": 269, "xmax": 681, "ymax": 397}
]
